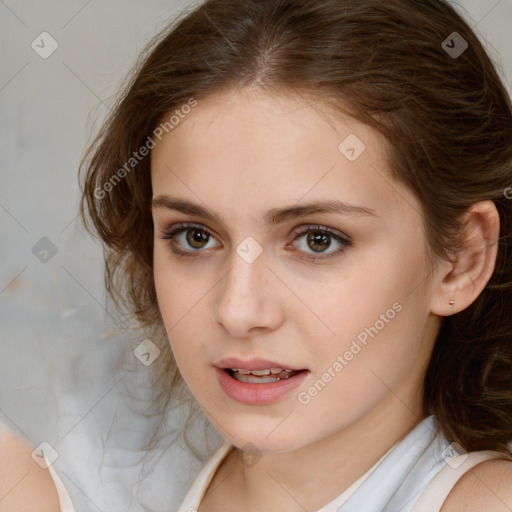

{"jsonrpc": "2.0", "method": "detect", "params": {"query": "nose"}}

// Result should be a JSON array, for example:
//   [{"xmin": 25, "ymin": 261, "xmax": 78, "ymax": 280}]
[{"xmin": 213, "ymin": 250, "xmax": 284, "ymax": 338}]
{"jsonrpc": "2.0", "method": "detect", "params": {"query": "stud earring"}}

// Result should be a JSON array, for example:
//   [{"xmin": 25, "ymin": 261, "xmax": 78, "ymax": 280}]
[{"xmin": 449, "ymin": 300, "xmax": 455, "ymax": 306}]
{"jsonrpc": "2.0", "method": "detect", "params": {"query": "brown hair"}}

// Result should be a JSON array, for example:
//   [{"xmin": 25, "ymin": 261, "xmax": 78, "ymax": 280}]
[{"xmin": 80, "ymin": 0, "xmax": 512, "ymax": 455}]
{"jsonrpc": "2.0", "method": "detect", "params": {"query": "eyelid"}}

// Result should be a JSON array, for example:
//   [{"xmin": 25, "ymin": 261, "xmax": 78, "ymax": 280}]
[
  {"xmin": 158, "ymin": 221, "xmax": 352, "ymax": 258},
  {"xmin": 290, "ymin": 224, "xmax": 351, "ymax": 243},
  {"xmin": 159, "ymin": 221, "xmax": 219, "ymax": 239}
]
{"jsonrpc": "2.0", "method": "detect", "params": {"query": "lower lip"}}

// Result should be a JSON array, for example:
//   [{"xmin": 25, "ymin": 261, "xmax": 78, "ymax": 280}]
[{"xmin": 215, "ymin": 368, "xmax": 308, "ymax": 405}]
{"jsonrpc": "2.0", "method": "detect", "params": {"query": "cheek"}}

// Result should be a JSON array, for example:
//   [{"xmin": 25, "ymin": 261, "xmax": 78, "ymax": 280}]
[
  {"xmin": 153, "ymin": 250, "xmax": 216, "ymax": 374},
  {"xmin": 154, "ymin": 284, "xmax": 207, "ymax": 392},
  {"xmin": 306, "ymin": 234, "xmax": 430, "ymax": 363},
  {"xmin": 153, "ymin": 253, "xmax": 181, "ymax": 329},
  {"xmin": 292, "ymin": 279, "xmax": 427, "ymax": 436},
  {"xmin": 153, "ymin": 247, "xmax": 209, "ymax": 326}
]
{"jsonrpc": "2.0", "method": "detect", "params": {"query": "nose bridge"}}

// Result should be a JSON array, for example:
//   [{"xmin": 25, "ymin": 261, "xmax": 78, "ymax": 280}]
[
  {"xmin": 214, "ymin": 248, "xmax": 282, "ymax": 336},
  {"xmin": 230, "ymin": 250, "xmax": 259, "ymax": 289},
  {"xmin": 220, "ymin": 251, "xmax": 267, "ymax": 312}
]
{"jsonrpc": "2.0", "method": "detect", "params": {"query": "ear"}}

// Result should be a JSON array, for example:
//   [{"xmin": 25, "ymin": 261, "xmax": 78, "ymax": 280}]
[{"xmin": 430, "ymin": 201, "xmax": 500, "ymax": 317}]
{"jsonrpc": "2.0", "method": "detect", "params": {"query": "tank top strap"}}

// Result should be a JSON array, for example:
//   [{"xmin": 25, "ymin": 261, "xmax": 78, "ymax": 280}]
[
  {"xmin": 44, "ymin": 452, "xmax": 76, "ymax": 512},
  {"xmin": 410, "ymin": 449, "xmax": 512, "ymax": 512}
]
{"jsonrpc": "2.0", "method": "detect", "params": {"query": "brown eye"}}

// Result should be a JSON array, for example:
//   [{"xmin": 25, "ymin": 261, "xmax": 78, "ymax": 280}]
[
  {"xmin": 160, "ymin": 223, "xmax": 221, "ymax": 255},
  {"xmin": 186, "ymin": 228, "xmax": 210, "ymax": 249},
  {"xmin": 292, "ymin": 225, "xmax": 351, "ymax": 258},
  {"xmin": 307, "ymin": 231, "xmax": 332, "ymax": 253}
]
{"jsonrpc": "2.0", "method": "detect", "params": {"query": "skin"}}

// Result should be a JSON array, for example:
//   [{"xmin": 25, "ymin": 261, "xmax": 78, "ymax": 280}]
[
  {"xmin": 0, "ymin": 426, "xmax": 60, "ymax": 512},
  {"xmin": 150, "ymin": 87, "xmax": 505, "ymax": 512}
]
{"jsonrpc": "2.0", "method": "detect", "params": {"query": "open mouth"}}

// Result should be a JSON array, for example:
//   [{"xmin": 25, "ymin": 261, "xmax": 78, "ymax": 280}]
[
  {"xmin": 225, "ymin": 368, "xmax": 304, "ymax": 383},
  {"xmin": 216, "ymin": 361, "xmax": 309, "ymax": 404}
]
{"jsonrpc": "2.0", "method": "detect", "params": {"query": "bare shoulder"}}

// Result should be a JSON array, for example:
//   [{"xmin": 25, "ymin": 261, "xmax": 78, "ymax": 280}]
[
  {"xmin": 440, "ymin": 458, "xmax": 512, "ymax": 512},
  {"xmin": 0, "ymin": 426, "xmax": 60, "ymax": 512}
]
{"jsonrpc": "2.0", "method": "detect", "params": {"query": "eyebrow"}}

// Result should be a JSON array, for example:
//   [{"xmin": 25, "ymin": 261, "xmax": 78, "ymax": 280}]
[{"xmin": 151, "ymin": 195, "xmax": 378, "ymax": 225}]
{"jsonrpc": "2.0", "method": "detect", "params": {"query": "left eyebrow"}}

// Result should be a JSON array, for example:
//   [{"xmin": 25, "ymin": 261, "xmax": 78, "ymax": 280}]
[
  {"xmin": 264, "ymin": 200, "xmax": 378, "ymax": 225},
  {"xmin": 151, "ymin": 196, "xmax": 379, "ymax": 225}
]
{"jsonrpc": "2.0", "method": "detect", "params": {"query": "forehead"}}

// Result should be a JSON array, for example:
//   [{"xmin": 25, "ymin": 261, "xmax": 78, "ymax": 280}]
[{"xmin": 150, "ymin": 88, "xmax": 418, "ymax": 223}]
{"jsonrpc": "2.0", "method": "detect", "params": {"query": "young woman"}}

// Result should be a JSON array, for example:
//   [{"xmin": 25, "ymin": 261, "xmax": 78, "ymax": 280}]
[{"xmin": 3, "ymin": 0, "xmax": 512, "ymax": 511}]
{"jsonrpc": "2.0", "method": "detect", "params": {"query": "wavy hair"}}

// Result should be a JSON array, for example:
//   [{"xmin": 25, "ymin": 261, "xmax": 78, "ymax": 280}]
[{"xmin": 80, "ymin": 0, "xmax": 512, "ymax": 455}]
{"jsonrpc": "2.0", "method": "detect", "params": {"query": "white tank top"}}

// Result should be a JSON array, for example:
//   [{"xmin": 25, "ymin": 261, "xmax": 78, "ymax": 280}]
[{"xmin": 176, "ymin": 415, "xmax": 511, "ymax": 512}]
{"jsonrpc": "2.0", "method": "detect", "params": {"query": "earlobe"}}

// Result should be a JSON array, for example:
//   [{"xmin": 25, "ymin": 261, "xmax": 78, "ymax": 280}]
[{"xmin": 430, "ymin": 201, "xmax": 500, "ymax": 317}]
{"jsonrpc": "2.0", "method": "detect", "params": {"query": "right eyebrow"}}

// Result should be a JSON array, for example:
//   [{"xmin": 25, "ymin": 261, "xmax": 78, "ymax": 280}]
[{"xmin": 152, "ymin": 196, "xmax": 224, "ymax": 224}]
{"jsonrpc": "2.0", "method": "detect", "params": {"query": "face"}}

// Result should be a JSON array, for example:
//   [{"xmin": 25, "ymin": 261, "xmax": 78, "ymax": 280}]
[{"xmin": 151, "ymin": 87, "xmax": 440, "ymax": 453}]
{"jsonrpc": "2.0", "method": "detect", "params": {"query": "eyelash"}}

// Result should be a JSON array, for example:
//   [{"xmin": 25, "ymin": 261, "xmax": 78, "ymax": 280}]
[{"xmin": 158, "ymin": 222, "xmax": 352, "ymax": 261}]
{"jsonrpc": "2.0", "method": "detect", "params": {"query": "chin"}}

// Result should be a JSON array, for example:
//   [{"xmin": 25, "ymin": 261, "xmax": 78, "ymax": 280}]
[{"xmin": 218, "ymin": 417, "xmax": 308, "ymax": 454}]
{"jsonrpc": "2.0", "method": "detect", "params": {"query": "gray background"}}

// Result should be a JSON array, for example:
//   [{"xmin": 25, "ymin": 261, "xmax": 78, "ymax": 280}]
[{"xmin": 1, "ymin": 1, "xmax": 511, "ymax": 510}]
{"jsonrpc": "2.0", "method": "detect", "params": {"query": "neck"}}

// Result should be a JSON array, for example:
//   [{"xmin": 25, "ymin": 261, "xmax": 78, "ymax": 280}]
[{"xmin": 212, "ymin": 395, "xmax": 425, "ymax": 512}]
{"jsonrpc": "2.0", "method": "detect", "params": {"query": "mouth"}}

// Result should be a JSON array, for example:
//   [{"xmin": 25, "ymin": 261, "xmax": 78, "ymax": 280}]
[
  {"xmin": 226, "ymin": 368, "xmax": 303, "ymax": 383},
  {"xmin": 214, "ymin": 357, "xmax": 308, "ymax": 404}
]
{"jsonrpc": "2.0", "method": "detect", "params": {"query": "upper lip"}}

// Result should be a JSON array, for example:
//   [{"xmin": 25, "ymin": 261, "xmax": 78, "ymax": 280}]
[{"xmin": 214, "ymin": 357, "xmax": 304, "ymax": 371}]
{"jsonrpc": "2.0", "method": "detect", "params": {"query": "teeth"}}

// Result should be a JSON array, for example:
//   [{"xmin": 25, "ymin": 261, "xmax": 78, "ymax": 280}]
[
  {"xmin": 235, "ymin": 374, "xmax": 282, "ymax": 383},
  {"xmin": 231, "ymin": 368, "xmax": 293, "ymax": 376},
  {"xmin": 229, "ymin": 368, "xmax": 301, "ymax": 383},
  {"xmin": 251, "ymin": 369, "xmax": 271, "ymax": 376},
  {"xmin": 233, "ymin": 369, "xmax": 252, "ymax": 375}
]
